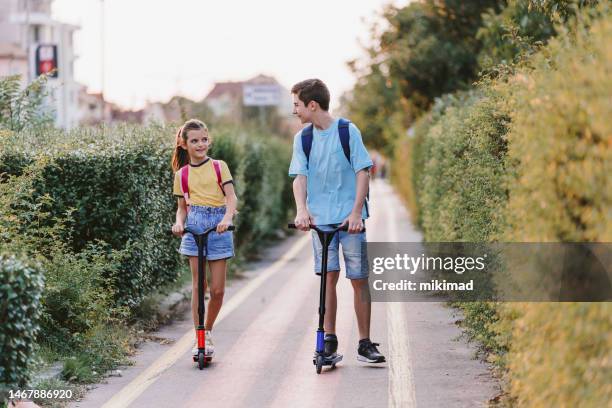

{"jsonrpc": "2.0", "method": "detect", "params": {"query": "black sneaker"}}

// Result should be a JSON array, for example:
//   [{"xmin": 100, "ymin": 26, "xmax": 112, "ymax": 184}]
[
  {"xmin": 357, "ymin": 338, "xmax": 386, "ymax": 363},
  {"xmin": 324, "ymin": 334, "xmax": 338, "ymax": 358}
]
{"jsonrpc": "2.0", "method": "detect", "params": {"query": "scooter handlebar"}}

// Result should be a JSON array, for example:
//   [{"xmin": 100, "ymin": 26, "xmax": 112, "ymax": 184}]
[
  {"xmin": 168, "ymin": 225, "xmax": 235, "ymax": 236},
  {"xmin": 288, "ymin": 223, "xmax": 365, "ymax": 233}
]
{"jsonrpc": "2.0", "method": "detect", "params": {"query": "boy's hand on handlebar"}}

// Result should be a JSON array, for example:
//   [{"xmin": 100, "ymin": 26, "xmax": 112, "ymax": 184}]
[
  {"xmin": 342, "ymin": 212, "xmax": 363, "ymax": 234},
  {"xmin": 216, "ymin": 217, "xmax": 233, "ymax": 233},
  {"xmin": 172, "ymin": 223, "xmax": 184, "ymax": 237},
  {"xmin": 294, "ymin": 209, "xmax": 313, "ymax": 231}
]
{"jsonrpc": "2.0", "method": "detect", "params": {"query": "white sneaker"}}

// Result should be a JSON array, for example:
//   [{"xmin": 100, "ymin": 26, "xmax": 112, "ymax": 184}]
[{"xmin": 205, "ymin": 330, "xmax": 214, "ymax": 356}]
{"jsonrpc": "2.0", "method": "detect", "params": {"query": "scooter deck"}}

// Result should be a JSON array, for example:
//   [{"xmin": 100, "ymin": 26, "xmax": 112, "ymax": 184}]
[
  {"xmin": 192, "ymin": 353, "xmax": 213, "ymax": 362},
  {"xmin": 313, "ymin": 353, "xmax": 343, "ymax": 366}
]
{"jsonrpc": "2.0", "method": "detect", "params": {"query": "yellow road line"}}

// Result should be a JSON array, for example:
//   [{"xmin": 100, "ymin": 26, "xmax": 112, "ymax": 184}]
[
  {"xmin": 383, "ymin": 183, "xmax": 417, "ymax": 408},
  {"xmin": 101, "ymin": 233, "xmax": 311, "ymax": 408}
]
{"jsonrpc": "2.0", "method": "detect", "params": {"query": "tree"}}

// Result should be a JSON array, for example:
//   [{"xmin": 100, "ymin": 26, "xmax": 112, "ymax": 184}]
[
  {"xmin": 477, "ymin": 0, "xmax": 555, "ymax": 70},
  {"xmin": 380, "ymin": 1, "xmax": 503, "ymax": 114}
]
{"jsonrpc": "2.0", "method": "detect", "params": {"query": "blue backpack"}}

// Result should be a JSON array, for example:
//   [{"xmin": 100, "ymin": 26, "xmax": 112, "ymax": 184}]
[
  {"xmin": 301, "ymin": 118, "xmax": 351, "ymax": 165},
  {"xmin": 300, "ymin": 118, "xmax": 370, "ymax": 217}
]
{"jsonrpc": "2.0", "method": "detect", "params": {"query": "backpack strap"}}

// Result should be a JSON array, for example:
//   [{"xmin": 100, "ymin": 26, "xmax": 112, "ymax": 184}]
[
  {"xmin": 301, "ymin": 124, "xmax": 314, "ymax": 166},
  {"xmin": 338, "ymin": 118, "xmax": 371, "ymax": 217},
  {"xmin": 302, "ymin": 120, "xmax": 352, "ymax": 165},
  {"xmin": 338, "ymin": 118, "xmax": 351, "ymax": 163},
  {"xmin": 212, "ymin": 160, "xmax": 225, "ymax": 196},
  {"xmin": 180, "ymin": 165, "xmax": 191, "ymax": 212}
]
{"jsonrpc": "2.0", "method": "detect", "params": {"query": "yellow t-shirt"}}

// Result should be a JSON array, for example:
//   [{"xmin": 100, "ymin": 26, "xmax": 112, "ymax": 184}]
[{"xmin": 173, "ymin": 158, "xmax": 233, "ymax": 207}]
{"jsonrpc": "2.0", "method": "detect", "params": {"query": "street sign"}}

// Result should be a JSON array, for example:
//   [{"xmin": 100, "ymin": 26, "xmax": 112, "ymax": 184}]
[
  {"xmin": 35, "ymin": 44, "xmax": 58, "ymax": 78},
  {"xmin": 243, "ymin": 84, "xmax": 281, "ymax": 106}
]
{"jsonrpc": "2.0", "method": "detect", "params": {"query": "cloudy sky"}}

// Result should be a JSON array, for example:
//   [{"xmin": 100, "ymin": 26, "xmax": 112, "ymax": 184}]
[{"xmin": 52, "ymin": 0, "xmax": 408, "ymax": 110}]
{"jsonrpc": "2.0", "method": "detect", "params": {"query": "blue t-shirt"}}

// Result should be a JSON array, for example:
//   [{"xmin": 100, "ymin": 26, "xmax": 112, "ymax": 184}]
[{"xmin": 288, "ymin": 118, "xmax": 373, "ymax": 225}]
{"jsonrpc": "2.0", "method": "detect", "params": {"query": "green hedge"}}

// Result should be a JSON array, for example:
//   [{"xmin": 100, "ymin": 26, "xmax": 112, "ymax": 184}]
[
  {"xmin": 0, "ymin": 255, "xmax": 44, "ymax": 397},
  {"xmin": 232, "ymin": 135, "xmax": 293, "ymax": 253},
  {"xmin": 394, "ymin": 89, "xmax": 511, "ymax": 359},
  {"xmin": 0, "ymin": 124, "xmax": 292, "ymax": 308},
  {"xmin": 393, "ymin": 8, "xmax": 612, "ymax": 406},
  {"xmin": 1, "ymin": 125, "xmax": 180, "ymax": 306},
  {"xmin": 497, "ymin": 11, "xmax": 612, "ymax": 406},
  {"xmin": 502, "ymin": 12, "xmax": 612, "ymax": 243},
  {"xmin": 0, "ymin": 121, "xmax": 292, "ymax": 389},
  {"xmin": 415, "ymin": 90, "xmax": 509, "ymax": 243}
]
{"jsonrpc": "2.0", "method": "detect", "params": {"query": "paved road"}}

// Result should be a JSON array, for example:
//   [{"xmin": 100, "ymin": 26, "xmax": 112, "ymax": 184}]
[{"xmin": 70, "ymin": 180, "xmax": 498, "ymax": 408}]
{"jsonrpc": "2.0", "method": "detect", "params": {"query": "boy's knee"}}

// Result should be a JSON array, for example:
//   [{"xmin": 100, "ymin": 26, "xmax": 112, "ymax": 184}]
[{"xmin": 210, "ymin": 287, "xmax": 225, "ymax": 300}]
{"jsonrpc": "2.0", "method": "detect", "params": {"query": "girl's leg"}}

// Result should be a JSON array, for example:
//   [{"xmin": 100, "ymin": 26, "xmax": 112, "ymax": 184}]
[
  {"xmin": 204, "ymin": 258, "xmax": 227, "ymax": 331},
  {"xmin": 189, "ymin": 256, "xmax": 207, "ymax": 329}
]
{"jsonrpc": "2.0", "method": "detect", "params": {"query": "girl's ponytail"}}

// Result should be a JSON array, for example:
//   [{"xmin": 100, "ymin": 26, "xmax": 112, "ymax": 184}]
[{"xmin": 171, "ymin": 125, "xmax": 189, "ymax": 172}]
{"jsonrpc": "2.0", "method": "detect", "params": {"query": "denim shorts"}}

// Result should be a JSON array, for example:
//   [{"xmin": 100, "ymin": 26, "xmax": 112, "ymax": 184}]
[
  {"xmin": 179, "ymin": 205, "xmax": 234, "ymax": 260},
  {"xmin": 311, "ymin": 224, "xmax": 368, "ymax": 280}
]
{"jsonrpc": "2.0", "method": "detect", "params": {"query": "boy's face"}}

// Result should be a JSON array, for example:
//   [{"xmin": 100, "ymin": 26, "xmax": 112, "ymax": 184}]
[
  {"xmin": 292, "ymin": 93, "xmax": 312, "ymax": 124},
  {"xmin": 185, "ymin": 129, "xmax": 210, "ymax": 161}
]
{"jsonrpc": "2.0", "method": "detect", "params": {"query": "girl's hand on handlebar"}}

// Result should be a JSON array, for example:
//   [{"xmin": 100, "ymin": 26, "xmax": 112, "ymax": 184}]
[
  {"xmin": 172, "ymin": 223, "xmax": 184, "ymax": 237},
  {"xmin": 217, "ymin": 217, "xmax": 233, "ymax": 233}
]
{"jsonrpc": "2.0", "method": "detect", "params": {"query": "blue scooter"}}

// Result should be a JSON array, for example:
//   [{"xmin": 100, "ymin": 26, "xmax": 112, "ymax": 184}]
[{"xmin": 288, "ymin": 222, "xmax": 365, "ymax": 374}]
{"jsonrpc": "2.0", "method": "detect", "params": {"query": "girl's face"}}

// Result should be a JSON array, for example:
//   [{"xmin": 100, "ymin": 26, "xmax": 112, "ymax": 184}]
[{"xmin": 184, "ymin": 129, "xmax": 210, "ymax": 161}]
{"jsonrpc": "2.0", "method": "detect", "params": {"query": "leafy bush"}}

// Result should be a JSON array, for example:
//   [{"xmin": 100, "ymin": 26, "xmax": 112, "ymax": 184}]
[
  {"xmin": 61, "ymin": 323, "xmax": 131, "ymax": 383},
  {"xmin": 496, "ymin": 10, "xmax": 612, "ymax": 406},
  {"xmin": 232, "ymin": 133, "xmax": 292, "ymax": 254},
  {"xmin": 0, "ymin": 125, "xmax": 180, "ymax": 306},
  {"xmin": 0, "ymin": 160, "xmax": 130, "ymax": 392},
  {"xmin": 395, "ymin": 89, "xmax": 511, "ymax": 372},
  {"xmin": 477, "ymin": 0, "xmax": 554, "ymax": 71},
  {"xmin": 0, "ymin": 255, "xmax": 44, "ymax": 398},
  {"xmin": 394, "ymin": 7, "xmax": 612, "ymax": 406},
  {"xmin": 390, "ymin": 135, "xmax": 418, "ymax": 224},
  {"xmin": 414, "ymin": 90, "xmax": 509, "ymax": 242},
  {"xmin": 0, "ymin": 119, "xmax": 292, "ymax": 388},
  {"xmin": 502, "ymin": 302, "xmax": 612, "ymax": 407},
  {"xmin": 0, "ymin": 123, "xmax": 292, "ymax": 306},
  {"xmin": 0, "ymin": 75, "xmax": 53, "ymax": 132},
  {"xmin": 39, "ymin": 242, "xmax": 127, "ymax": 353},
  {"xmin": 502, "ymin": 10, "xmax": 612, "ymax": 243}
]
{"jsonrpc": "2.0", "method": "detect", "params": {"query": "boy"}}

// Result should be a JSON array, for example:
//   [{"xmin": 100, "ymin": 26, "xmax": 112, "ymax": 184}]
[{"xmin": 289, "ymin": 78, "xmax": 385, "ymax": 363}]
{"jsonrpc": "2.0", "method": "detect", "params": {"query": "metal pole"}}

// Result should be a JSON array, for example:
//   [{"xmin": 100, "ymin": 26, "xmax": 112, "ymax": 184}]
[
  {"xmin": 100, "ymin": 0, "xmax": 105, "ymax": 100},
  {"xmin": 198, "ymin": 235, "xmax": 205, "ymax": 327},
  {"xmin": 25, "ymin": 0, "xmax": 31, "ymax": 83},
  {"xmin": 318, "ymin": 232, "xmax": 328, "ymax": 331}
]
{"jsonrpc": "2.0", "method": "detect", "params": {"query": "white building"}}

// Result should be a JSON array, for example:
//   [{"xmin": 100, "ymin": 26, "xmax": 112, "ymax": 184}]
[
  {"xmin": 142, "ymin": 101, "xmax": 166, "ymax": 125},
  {"xmin": 204, "ymin": 74, "xmax": 294, "ymax": 121},
  {"xmin": 75, "ymin": 83, "xmax": 109, "ymax": 126},
  {"xmin": 0, "ymin": 0, "xmax": 80, "ymax": 129}
]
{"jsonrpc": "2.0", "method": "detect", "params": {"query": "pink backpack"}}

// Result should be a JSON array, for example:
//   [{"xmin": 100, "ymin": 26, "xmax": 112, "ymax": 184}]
[{"xmin": 179, "ymin": 160, "xmax": 224, "ymax": 213}]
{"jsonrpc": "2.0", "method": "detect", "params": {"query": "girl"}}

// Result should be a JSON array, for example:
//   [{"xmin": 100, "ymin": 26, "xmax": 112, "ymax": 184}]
[{"xmin": 171, "ymin": 119, "xmax": 237, "ymax": 358}]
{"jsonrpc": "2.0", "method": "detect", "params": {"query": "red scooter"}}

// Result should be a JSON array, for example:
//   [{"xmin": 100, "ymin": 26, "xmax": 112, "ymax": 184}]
[{"xmin": 172, "ymin": 224, "xmax": 235, "ymax": 370}]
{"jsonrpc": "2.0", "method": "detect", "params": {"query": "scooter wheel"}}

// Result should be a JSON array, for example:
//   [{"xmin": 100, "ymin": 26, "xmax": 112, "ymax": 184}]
[
  {"xmin": 315, "ymin": 355, "xmax": 323, "ymax": 374},
  {"xmin": 198, "ymin": 352, "xmax": 205, "ymax": 370}
]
